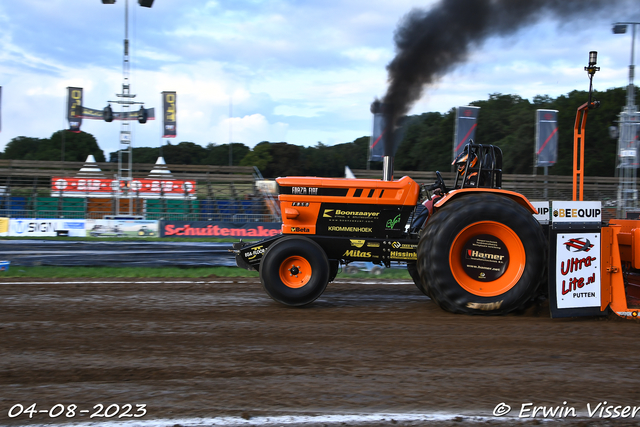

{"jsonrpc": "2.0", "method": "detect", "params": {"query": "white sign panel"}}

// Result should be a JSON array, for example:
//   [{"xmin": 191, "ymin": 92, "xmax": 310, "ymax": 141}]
[
  {"xmin": 531, "ymin": 201, "xmax": 550, "ymax": 224},
  {"xmin": 555, "ymin": 232, "xmax": 601, "ymax": 309},
  {"xmin": 85, "ymin": 219, "xmax": 158, "ymax": 238},
  {"xmin": 9, "ymin": 219, "xmax": 86, "ymax": 237},
  {"xmin": 551, "ymin": 201, "xmax": 601, "ymax": 223}
]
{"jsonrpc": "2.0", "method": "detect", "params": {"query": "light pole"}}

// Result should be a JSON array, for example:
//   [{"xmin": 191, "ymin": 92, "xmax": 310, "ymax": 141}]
[
  {"xmin": 613, "ymin": 22, "xmax": 640, "ymax": 218},
  {"xmin": 102, "ymin": 0, "xmax": 154, "ymax": 215},
  {"xmin": 613, "ymin": 22, "xmax": 638, "ymax": 113}
]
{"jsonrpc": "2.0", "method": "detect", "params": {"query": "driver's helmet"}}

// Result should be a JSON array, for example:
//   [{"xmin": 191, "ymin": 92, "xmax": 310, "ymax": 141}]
[{"xmin": 452, "ymin": 147, "xmax": 478, "ymax": 177}]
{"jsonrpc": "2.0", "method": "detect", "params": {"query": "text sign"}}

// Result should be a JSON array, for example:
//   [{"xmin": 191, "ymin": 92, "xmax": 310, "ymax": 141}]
[
  {"xmin": 555, "ymin": 232, "xmax": 601, "ymax": 309},
  {"xmin": 531, "ymin": 201, "xmax": 550, "ymax": 224},
  {"xmin": 51, "ymin": 177, "xmax": 196, "ymax": 199},
  {"xmin": 551, "ymin": 201, "xmax": 601, "ymax": 223}
]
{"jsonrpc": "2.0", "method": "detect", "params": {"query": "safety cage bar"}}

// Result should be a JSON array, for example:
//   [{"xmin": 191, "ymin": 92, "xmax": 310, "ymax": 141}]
[{"xmin": 454, "ymin": 143, "xmax": 503, "ymax": 190}]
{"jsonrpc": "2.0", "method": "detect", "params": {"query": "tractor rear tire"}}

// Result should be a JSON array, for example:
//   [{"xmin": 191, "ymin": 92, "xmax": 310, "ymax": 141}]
[
  {"xmin": 418, "ymin": 193, "xmax": 546, "ymax": 315},
  {"xmin": 407, "ymin": 262, "xmax": 430, "ymax": 297},
  {"xmin": 259, "ymin": 236, "xmax": 330, "ymax": 306}
]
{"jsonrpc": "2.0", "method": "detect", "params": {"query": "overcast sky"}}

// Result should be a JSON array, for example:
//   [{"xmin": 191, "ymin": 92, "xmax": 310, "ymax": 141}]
[{"xmin": 0, "ymin": 0, "xmax": 638, "ymax": 158}]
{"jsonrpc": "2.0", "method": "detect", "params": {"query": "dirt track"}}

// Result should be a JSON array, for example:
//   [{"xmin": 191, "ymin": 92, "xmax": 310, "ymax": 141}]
[{"xmin": 1, "ymin": 277, "xmax": 640, "ymax": 426}]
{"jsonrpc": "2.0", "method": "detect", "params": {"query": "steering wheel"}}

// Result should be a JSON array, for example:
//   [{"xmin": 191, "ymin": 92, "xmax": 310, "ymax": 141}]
[{"xmin": 427, "ymin": 171, "xmax": 448, "ymax": 194}]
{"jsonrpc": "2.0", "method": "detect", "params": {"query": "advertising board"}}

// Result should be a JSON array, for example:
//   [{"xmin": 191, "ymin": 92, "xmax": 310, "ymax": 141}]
[
  {"xmin": 160, "ymin": 221, "xmax": 281, "ymax": 238},
  {"xmin": 51, "ymin": 177, "xmax": 196, "ymax": 199},
  {"xmin": 548, "ymin": 201, "xmax": 604, "ymax": 318},
  {"xmin": 8, "ymin": 219, "xmax": 86, "ymax": 237},
  {"xmin": 86, "ymin": 219, "xmax": 159, "ymax": 238}
]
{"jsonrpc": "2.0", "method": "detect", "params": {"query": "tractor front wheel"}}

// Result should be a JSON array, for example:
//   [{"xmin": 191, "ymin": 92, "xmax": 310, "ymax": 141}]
[
  {"xmin": 417, "ymin": 194, "xmax": 546, "ymax": 315},
  {"xmin": 259, "ymin": 236, "xmax": 330, "ymax": 306}
]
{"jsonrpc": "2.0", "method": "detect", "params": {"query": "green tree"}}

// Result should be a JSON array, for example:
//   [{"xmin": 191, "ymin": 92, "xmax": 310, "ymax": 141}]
[
  {"xmin": 3, "ymin": 136, "xmax": 46, "ymax": 160},
  {"xmin": 203, "ymin": 143, "xmax": 250, "ymax": 166},
  {"xmin": 548, "ymin": 88, "xmax": 624, "ymax": 177},
  {"xmin": 4, "ymin": 131, "xmax": 105, "ymax": 162},
  {"xmin": 395, "ymin": 111, "xmax": 454, "ymax": 172},
  {"xmin": 263, "ymin": 143, "xmax": 302, "ymax": 177},
  {"xmin": 52, "ymin": 130, "xmax": 105, "ymax": 162},
  {"xmin": 240, "ymin": 141, "xmax": 273, "ymax": 173},
  {"xmin": 300, "ymin": 142, "xmax": 338, "ymax": 176},
  {"xmin": 128, "ymin": 146, "xmax": 164, "ymax": 164},
  {"xmin": 159, "ymin": 141, "xmax": 208, "ymax": 165}
]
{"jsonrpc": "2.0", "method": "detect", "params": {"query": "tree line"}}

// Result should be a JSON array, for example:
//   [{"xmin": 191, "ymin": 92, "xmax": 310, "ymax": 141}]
[{"xmin": 0, "ymin": 87, "xmax": 629, "ymax": 178}]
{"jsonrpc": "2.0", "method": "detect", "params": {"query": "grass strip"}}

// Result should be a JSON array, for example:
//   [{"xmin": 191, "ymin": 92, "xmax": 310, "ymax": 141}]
[{"xmin": 0, "ymin": 265, "xmax": 411, "ymax": 280}]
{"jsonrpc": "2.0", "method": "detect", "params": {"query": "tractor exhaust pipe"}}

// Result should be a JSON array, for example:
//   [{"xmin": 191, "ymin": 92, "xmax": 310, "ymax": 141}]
[{"xmin": 382, "ymin": 156, "xmax": 394, "ymax": 181}]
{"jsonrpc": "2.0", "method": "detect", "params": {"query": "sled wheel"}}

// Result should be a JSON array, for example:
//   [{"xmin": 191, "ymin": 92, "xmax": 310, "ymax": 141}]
[
  {"xmin": 260, "ymin": 236, "xmax": 329, "ymax": 306},
  {"xmin": 418, "ymin": 193, "xmax": 546, "ymax": 315},
  {"xmin": 407, "ymin": 262, "xmax": 430, "ymax": 297}
]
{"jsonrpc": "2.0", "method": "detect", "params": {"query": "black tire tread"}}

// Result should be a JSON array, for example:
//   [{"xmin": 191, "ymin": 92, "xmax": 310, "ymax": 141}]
[
  {"xmin": 259, "ymin": 236, "xmax": 329, "ymax": 306},
  {"xmin": 417, "ymin": 194, "xmax": 546, "ymax": 315}
]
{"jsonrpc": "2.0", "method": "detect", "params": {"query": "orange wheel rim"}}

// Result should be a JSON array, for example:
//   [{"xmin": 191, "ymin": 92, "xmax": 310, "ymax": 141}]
[
  {"xmin": 279, "ymin": 255, "xmax": 312, "ymax": 288},
  {"xmin": 449, "ymin": 221, "xmax": 525, "ymax": 297}
]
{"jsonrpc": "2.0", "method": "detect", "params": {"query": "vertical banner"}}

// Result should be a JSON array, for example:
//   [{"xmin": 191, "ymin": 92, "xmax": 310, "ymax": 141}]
[
  {"xmin": 369, "ymin": 100, "xmax": 386, "ymax": 162},
  {"xmin": 453, "ymin": 106, "xmax": 480, "ymax": 160},
  {"xmin": 0, "ymin": 86, "xmax": 2, "ymax": 133},
  {"xmin": 67, "ymin": 87, "xmax": 83, "ymax": 133},
  {"xmin": 162, "ymin": 91, "xmax": 177, "ymax": 138},
  {"xmin": 535, "ymin": 109, "xmax": 559, "ymax": 167}
]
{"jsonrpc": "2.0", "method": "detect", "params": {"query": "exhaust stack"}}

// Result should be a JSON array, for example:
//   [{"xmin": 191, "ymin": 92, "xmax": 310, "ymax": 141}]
[{"xmin": 382, "ymin": 156, "xmax": 394, "ymax": 181}]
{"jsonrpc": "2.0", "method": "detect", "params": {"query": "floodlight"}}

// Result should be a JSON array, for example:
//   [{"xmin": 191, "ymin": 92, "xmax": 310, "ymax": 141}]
[{"xmin": 613, "ymin": 24, "xmax": 627, "ymax": 34}]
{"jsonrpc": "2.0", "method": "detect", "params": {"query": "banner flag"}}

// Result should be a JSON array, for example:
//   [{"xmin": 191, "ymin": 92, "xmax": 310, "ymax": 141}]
[
  {"xmin": 453, "ymin": 106, "xmax": 480, "ymax": 161},
  {"xmin": 369, "ymin": 100, "xmax": 388, "ymax": 161},
  {"xmin": 75, "ymin": 106, "xmax": 155, "ymax": 121},
  {"xmin": 369, "ymin": 113, "xmax": 385, "ymax": 161},
  {"xmin": 162, "ymin": 91, "xmax": 177, "ymax": 138},
  {"xmin": 0, "ymin": 86, "xmax": 2, "ymax": 132},
  {"xmin": 67, "ymin": 87, "xmax": 83, "ymax": 132},
  {"xmin": 535, "ymin": 109, "xmax": 559, "ymax": 167}
]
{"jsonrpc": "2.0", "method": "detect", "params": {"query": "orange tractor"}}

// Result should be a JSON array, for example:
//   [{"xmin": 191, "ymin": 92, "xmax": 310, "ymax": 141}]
[
  {"xmin": 233, "ymin": 140, "xmax": 640, "ymax": 319},
  {"xmin": 233, "ymin": 52, "xmax": 640, "ymax": 319},
  {"xmin": 234, "ymin": 142, "xmax": 549, "ymax": 315}
]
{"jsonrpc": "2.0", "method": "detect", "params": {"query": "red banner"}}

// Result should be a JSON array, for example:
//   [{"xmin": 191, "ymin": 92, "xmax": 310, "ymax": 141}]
[
  {"xmin": 535, "ymin": 109, "xmax": 558, "ymax": 167},
  {"xmin": 51, "ymin": 177, "xmax": 196, "ymax": 199},
  {"xmin": 453, "ymin": 106, "xmax": 480, "ymax": 160}
]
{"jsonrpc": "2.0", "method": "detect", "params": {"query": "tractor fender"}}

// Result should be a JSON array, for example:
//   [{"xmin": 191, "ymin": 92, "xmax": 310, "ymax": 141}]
[{"xmin": 434, "ymin": 188, "xmax": 537, "ymax": 214}]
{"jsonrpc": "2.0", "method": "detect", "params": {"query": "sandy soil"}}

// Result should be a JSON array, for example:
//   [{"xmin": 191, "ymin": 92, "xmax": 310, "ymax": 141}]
[{"xmin": 1, "ymin": 277, "xmax": 640, "ymax": 426}]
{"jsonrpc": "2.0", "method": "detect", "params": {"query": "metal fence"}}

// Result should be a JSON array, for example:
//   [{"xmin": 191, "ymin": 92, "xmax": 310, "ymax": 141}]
[{"xmin": 0, "ymin": 195, "xmax": 278, "ymax": 222}]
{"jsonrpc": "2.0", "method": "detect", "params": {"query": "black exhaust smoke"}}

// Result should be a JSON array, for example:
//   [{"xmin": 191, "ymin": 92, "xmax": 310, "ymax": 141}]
[{"xmin": 380, "ymin": 0, "xmax": 629, "ymax": 158}]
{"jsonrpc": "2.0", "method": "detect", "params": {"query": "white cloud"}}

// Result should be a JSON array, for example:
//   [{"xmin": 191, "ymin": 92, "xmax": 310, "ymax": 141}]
[
  {"xmin": 215, "ymin": 114, "xmax": 289, "ymax": 146},
  {"xmin": 341, "ymin": 47, "xmax": 390, "ymax": 63}
]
